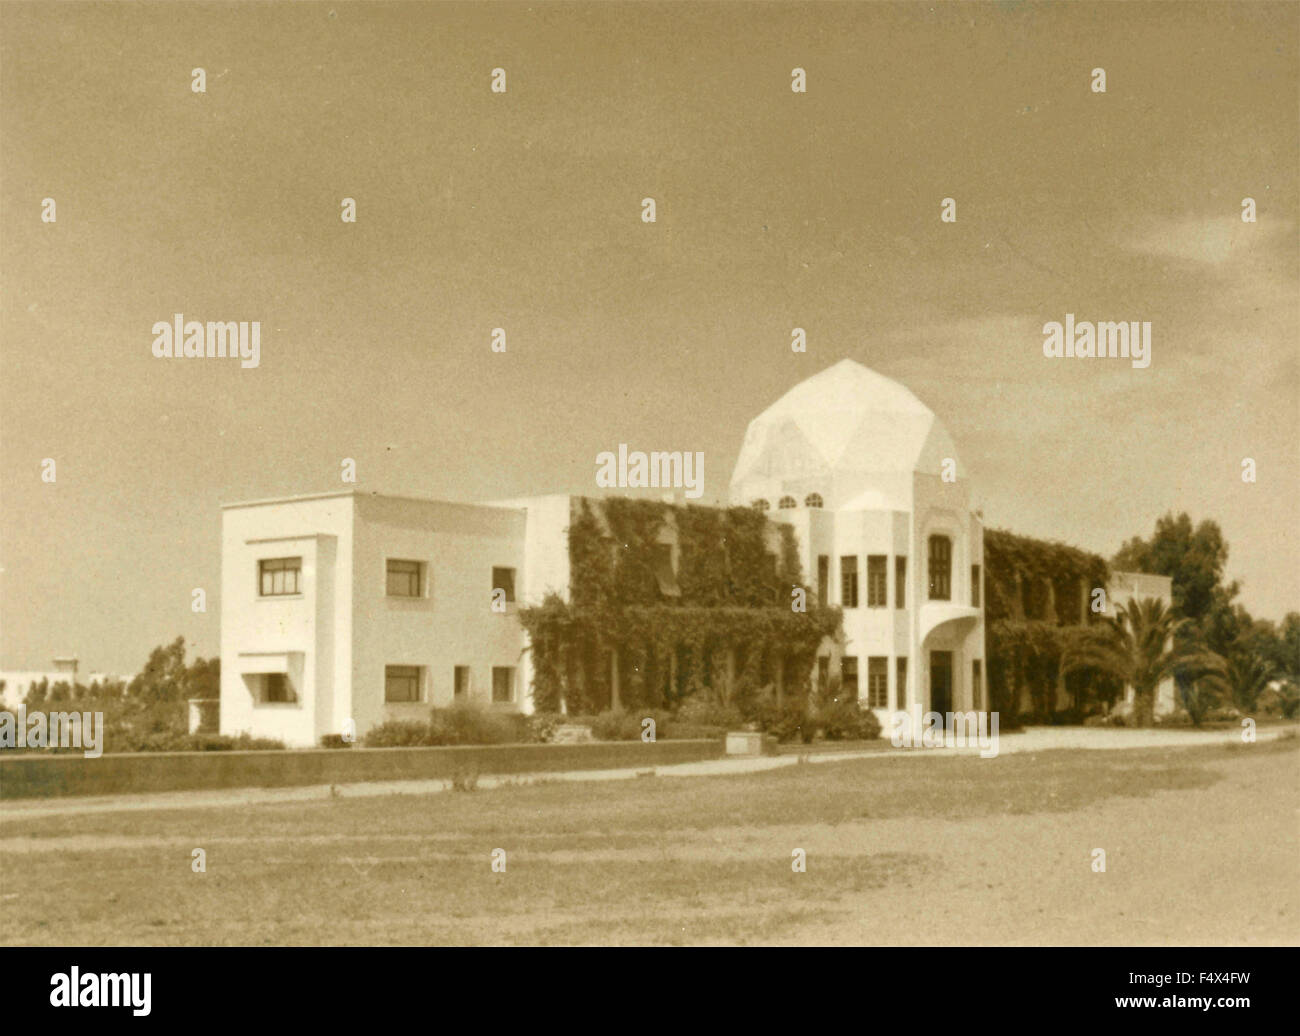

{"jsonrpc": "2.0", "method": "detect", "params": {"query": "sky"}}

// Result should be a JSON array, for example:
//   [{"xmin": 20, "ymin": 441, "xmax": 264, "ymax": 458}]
[{"xmin": 1, "ymin": 1, "xmax": 1296, "ymax": 675}]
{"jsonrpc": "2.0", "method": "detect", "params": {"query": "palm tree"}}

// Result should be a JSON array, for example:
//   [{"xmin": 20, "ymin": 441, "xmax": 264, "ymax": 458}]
[
  {"xmin": 1223, "ymin": 653, "xmax": 1276, "ymax": 713},
  {"xmin": 1061, "ymin": 597, "xmax": 1226, "ymax": 727}
]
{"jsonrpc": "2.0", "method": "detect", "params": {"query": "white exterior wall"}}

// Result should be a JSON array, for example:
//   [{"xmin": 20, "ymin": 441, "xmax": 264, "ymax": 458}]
[
  {"xmin": 350, "ymin": 495, "xmax": 530, "ymax": 731},
  {"xmin": 220, "ymin": 493, "xmax": 354, "ymax": 748}
]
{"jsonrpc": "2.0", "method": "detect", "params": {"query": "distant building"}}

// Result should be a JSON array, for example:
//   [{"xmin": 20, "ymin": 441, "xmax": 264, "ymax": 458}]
[
  {"xmin": 1106, "ymin": 570, "xmax": 1178, "ymax": 716},
  {"xmin": 0, "ymin": 657, "xmax": 124, "ymax": 708}
]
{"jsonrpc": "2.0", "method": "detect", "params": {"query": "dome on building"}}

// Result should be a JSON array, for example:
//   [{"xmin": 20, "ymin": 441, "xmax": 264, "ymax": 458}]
[{"xmin": 729, "ymin": 359, "xmax": 962, "ymax": 509}]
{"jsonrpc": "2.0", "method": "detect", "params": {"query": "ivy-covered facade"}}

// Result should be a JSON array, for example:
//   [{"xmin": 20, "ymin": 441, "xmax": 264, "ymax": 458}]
[{"xmin": 519, "ymin": 497, "xmax": 841, "ymax": 714}]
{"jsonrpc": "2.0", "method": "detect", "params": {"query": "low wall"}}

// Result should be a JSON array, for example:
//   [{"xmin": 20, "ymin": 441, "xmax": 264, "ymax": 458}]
[{"xmin": 0, "ymin": 739, "xmax": 725, "ymax": 800}]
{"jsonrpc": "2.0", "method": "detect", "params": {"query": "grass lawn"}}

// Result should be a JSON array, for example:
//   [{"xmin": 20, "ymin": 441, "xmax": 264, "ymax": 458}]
[{"xmin": 1, "ymin": 740, "xmax": 1296, "ymax": 945}]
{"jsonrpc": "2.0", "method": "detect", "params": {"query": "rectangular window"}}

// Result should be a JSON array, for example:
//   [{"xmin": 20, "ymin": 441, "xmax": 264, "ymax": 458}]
[
  {"xmin": 654, "ymin": 543, "xmax": 681, "ymax": 598},
  {"xmin": 840, "ymin": 656, "xmax": 858, "ymax": 700},
  {"xmin": 896, "ymin": 556, "xmax": 907, "ymax": 609},
  {"xmin": 867, "ymin": 555, "xmax": 887, "ymax": 607},
  {"xmin": 264, "ymin": 673, "xmax": 295, "ymax": 703},
  {"xmin": 492, "ymin": 567, "xmax": 517, "ymax": 604},
  {"xmin": 971, "ymin": 564, "xmax": 981, "ymax": 608},
  {"xmin": 972, "ymin": 660, "xmax": 983, "ymax": 711},
  {"xmin": 896, "ymin": 657, "xmax": 908, "ymax": 710},
  {"xmin": 454, "ymin": 665, "xmax": 471, "ymax": 699},
  {"xmin": 258, "ymin": 557, "xmax": 301, "ymax": 597},
  {"xmin": 384, "ymin": 665, "xmax": 421, "ymax": 703},
  {"xmin": 492, "ymin": 666, "xmax": 516, "ymax": 704},
  {"xmin": 867, "ymin": 657, "xmax": 888, "ymax": 708},
  {"xmin": 817, "ymin": 555, "xmax": 829, "ymax": 607},
  {"xmin": 817, "ymin": 656, "xmax": 829, "ymax": 692},
  {"xmin": 386, "ymin": 559, "xmax": 422, "ymax": 597},
  {"xmin": 928, "ymin": 536, "xmax": 952, "ymax": 601},
  {"xmin": 840, "ymin": 556, "xmax": 859, "ymax": 608}
]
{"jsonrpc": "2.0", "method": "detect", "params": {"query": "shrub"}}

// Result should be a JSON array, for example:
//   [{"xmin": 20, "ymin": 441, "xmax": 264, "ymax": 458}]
[
  {"xmin": 524, "ymin": 712, "xmax": 562, "ymax": 744},
  {"xmin": 757, "ymin": 699, "xmax": 815, "ymax": 743},
  {"xmin": 319, "ymin": 734, "xmax": 354, "ymax": 749},
  {"xmin": 676, "ymin": 696, "xmax": 744, "ymax": 730},
  {"xmin": 589, "ymin": 708, "xmax": 677, "ymax": 741},
  {"xmin": 818, "ymin": 701, "xmax": 881, "ymax": 741},
  {"xmin": 364, "ymin": 720, "xmax": 434, "ymax": 748}
]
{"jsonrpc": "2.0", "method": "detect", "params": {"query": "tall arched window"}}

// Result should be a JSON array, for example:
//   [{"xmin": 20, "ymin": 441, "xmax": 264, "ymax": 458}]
[
  {"xmin": 778, "ymin": 495, "xmax": 797, "ymax": 509},
  {"xmin": 751, "ymin": 499, "xmax": 770, "ymax": 512},
  {"xmin": 928, "ymin": 535, "xmax": 952, "ymax": 601},
  {"xmin": 804, "ymin": 493, "xmax": 823, "ymax": 508}
]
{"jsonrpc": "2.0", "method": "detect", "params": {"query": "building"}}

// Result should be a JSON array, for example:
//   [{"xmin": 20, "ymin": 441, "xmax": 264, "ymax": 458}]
[
  {"xmin": 220, "ymin": 359, "xmax": 986, "ymax": 746},
  {"xmin": 730, "ymin": 359, "xmax": 986, "ymax": 725},
  {"xmin": 1105, "ymin": 570, "xmax": 1178, "ymax": 716},
  {"xmin": 0, "ymin": 657, "xmax": 123, "ymax": 708}
]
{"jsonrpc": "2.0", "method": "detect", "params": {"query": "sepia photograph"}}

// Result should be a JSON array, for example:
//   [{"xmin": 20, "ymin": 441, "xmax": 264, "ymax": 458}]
[{"xmin": 0, "ymin": 0, "xmax": 1296, "ymax": 1018}]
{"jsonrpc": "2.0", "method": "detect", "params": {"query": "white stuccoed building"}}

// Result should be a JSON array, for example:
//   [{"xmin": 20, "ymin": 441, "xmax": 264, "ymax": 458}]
[
  {"xmin": 220, "ymin": 359, "xmax": 988, "ymax": 746},
  {"xmin": 730, "ymin": 359, "xmax": 986, "ymax": 727}
]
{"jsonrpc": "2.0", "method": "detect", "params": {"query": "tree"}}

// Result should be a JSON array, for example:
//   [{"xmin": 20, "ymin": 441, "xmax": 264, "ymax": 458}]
[
  {"xmin": 1113, "ymin": 513, "xmax": 1240, "ymax": 653},
  {"xmin": 1062, "ymin": 598, "xmax": 1226, "ymax": 727},
  {"xmin": 1221, "ymin": 653, "xmax": 1276, "ymax": 713}
]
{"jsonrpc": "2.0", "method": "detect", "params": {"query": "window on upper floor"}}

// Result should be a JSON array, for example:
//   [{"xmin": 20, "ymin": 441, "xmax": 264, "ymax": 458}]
[
  {"xmin": 778, "ymin": 495, "xmax": 797, "ymax": 509},
  {"xmin": 896, "ymin": 556, "xmax": 907, "ymax": 609},
  {"xmin": 751, "ymin": 499, "xmax": 769, "ymax": 512},
  {"xmin": 386, "ymin": 559, "xmax": 423, "ymax": 597},
  {"xmin": 971, "ymin": 564, "xmax": 982, "ymax": 608},
  {"xmin": 492, "ymin": 567, "xmax": 516, "ymax": 604},
  {"xmin": 804, "ymin": 493, "xmax": 823, "ymax": 508},
  {"xmin": 928, "ymin": 535, "xmax": 952, "ymax": 601},
  {"xmin": 653, "ymin": 543, "xmax": 681, "ymax": 598},
  {"xmin": 259, "ymin": 557, "xmax": 301, "ymax": 596},
  {"xmin": 867, "ymin": 555, "xmax": 887, "ymax": 607},
  {"xmin": 817, "ymin": 555, "xmax": 829, "ymax": 608},
  {"xmin": 840, "ymin": 556, "xmax": 859, "ymax": 608}
]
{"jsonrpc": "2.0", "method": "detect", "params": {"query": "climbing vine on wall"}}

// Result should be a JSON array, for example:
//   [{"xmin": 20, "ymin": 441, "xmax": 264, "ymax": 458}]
[
  {"xmin": 519, "ymin": 497, "xmax": 841, "ymax": 714},
  {"xmin": 983, "ymin": 528, "xmax": 1111, "ymax": 722}
]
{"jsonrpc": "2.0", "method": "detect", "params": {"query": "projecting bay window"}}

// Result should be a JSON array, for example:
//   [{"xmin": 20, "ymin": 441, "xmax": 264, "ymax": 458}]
[
  {"xmin": 928, "ymin": 535, "xmax": 952, "ymax": 601},
  {"xmin": 867, "ymin": 657, "xmax": 888, "ymax": 708},
  {"xmin": 867, "ymin": 555, "xmax": 887, "ymax": 608},
  {"xmin": 258, "ymin": 557, "xmax": 301, "ymax": 597}
]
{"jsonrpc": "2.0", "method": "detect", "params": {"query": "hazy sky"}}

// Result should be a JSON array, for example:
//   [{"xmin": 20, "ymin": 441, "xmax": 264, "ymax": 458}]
[{"xmin": 2, "ymin": 1, "xmax": 1296, "ymax": 674}]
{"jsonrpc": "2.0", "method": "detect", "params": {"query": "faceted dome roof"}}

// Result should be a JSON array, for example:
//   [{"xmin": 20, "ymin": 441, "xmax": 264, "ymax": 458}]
[{"xmin": 729, "ymin": 359, "xmax": 962, "ymax": 503}]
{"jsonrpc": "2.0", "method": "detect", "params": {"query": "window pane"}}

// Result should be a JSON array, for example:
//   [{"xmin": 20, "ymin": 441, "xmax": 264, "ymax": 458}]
[{"xmin": 493, "ymin": 567, "xmax": 516, "ymax": 603}]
